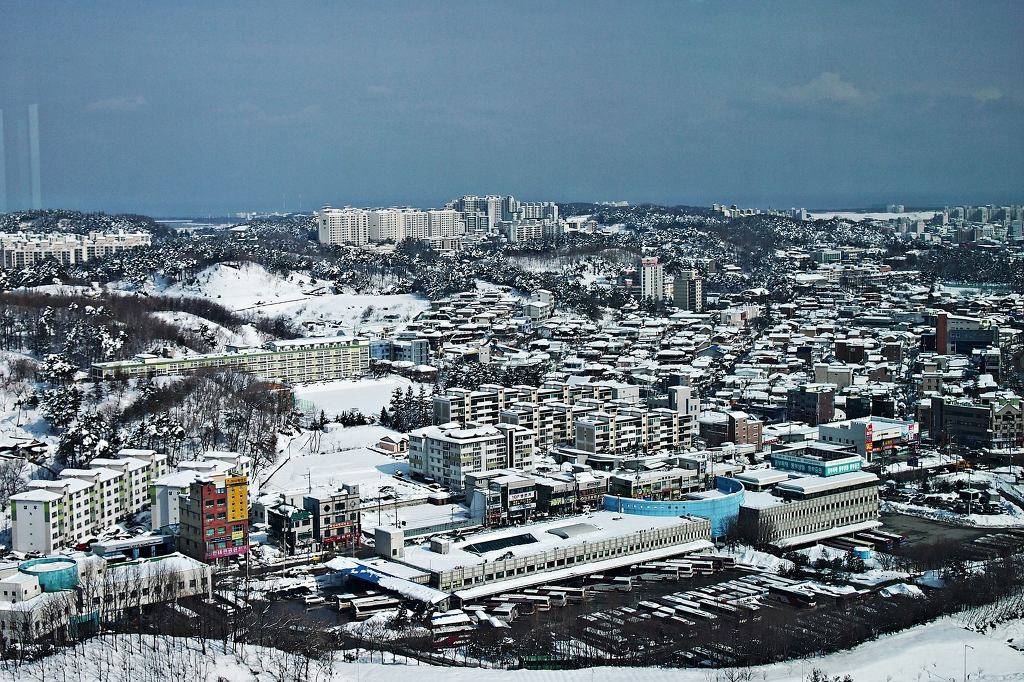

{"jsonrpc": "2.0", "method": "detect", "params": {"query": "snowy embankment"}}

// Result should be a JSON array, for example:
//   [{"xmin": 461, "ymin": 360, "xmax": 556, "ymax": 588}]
[
  {"xmin": 881, "ymin": 499, "xmax": 1024, "ymax": 528},
  {"xmin": 157, "ymin": 261, "xmax": 429, "ymax": 333},
  {"xmin": 3, "ymin": 616, "xmax": 1023, "ymax": 682}
]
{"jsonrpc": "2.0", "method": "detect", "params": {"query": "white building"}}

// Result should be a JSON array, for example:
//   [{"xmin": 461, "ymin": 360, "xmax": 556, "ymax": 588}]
[
  {"xmin": 317, "ymin": 206, "xmax": 369, "ymax": 246},
  {"xmin": 0, "ymin": 231, "xmax": 151, "ymax": 269},
  {"xmin": 640, "ymin": 257, "xmax": 666, "ymax": 301},
  {"xmin": 10, "ymin": 449, "xmax": 169, "ymax": 554},
  {"xmin": 92, "ymin": 335, "xmax": 371, "ymax": 384},
  {"xmin": 408, "ymin": 422, "xmax": 535, "ymax": 490}
]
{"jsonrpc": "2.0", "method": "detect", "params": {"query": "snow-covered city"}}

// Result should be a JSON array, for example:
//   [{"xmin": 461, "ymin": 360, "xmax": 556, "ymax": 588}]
[{"xmin": 0, "ymin": 3, "xmax": 1022, "ymax": 681}]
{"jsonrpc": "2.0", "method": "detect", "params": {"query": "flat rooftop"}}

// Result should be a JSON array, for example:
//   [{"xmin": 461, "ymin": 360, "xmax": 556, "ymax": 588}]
[{"xmin": 399, "ymin": 510, "xmax": 706, "ymax": 573}]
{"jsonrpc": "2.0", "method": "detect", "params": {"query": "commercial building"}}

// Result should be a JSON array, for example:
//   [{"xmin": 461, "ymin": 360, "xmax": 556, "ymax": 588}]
[
  {"xmin": 768, "ymin": 441, "xmax": 863, "ymax": 477},
  {"xmin": 817, "ymin": 416, "xmax": 919, "ymax": 460},
  {"xmin": 376, "ymin": 510, "xmax": 712, "ymax": 599},
  {"xmin": 176, "ymin": 476, "xmax": 250, "ymax": 564},
  {"xmin": 303, "ymin": 485, "xmax": 362, "ymax": 547},
  {"xmin": 92, "ymin": 335, "xmax": 370, "ymax": 384},
  {"xmin": 927, "ymin": 393, "xmax": 1023, "ymax": 449},
  {"xmin": 151, "ymin": 452, "xmax": 253, "ymax": 530},
  {"xmin": 0, "ymin": 231, "xmax": 151, "ymax": 268},
  {"xmin": 935, "ymin": 312, "xmax": 999, "ymax": 355}
]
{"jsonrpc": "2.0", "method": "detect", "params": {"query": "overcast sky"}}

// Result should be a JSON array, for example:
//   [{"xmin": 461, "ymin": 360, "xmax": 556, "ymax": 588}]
[{"xmin": 1, "ymin": 1, "xmax": 1022, "ymax": 215}]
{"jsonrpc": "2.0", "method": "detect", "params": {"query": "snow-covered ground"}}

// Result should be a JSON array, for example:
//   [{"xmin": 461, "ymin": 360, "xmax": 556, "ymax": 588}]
[
  {"xmin": 882, "ymin": 468, "xmax": 1024, "ymax": 528},
  {"xmin": 4, "ymin": 616, "xmax": 1023, "ymax": 681},
  {"xmin": 149, "ymin": 310, "xmax": 267, "ymax": 351},
  {"xmin": 293, "ymin": 376, "xmax": 431, "ymax": 418},
  {"xmin": 264, "ymin": 425, "xmax": 431, "ymax": 503},
  {"xmin": 157, "ymin": 261, "xmax": 429, "ymax": 334}
]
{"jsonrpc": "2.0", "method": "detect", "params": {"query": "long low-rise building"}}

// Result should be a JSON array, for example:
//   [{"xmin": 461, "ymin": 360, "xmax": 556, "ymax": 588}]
[
  {"xmin": 373, "ymin": 509, "xmax": 711, "ymax": 598},
  {"xmin": 91, "ymin": 335, "xmax": 370, "ymax": 384}
]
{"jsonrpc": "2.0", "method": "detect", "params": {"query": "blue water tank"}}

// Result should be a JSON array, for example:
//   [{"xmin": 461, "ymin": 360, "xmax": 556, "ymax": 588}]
[{"xmin": 19, "ymin": 557, "xmax": 80, "ymax": 592}]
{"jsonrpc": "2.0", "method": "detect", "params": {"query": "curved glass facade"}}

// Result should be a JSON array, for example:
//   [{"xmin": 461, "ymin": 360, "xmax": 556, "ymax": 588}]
[
  {"xmin": 602, "ymin": 476, "xmax": 745, "ymax": 537},
  {"xmin": 20, "ymin": 557, "xmax": 79, "ymax": 592}
]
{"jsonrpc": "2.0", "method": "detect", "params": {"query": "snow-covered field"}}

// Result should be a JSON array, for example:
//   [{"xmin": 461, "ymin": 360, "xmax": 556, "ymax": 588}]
[
  {"xmin": 293, "ymin": 376, "xmax": 431, "ymax": 418},
  {"xmin": 158, "ymin": 262, "xmax": 429, "ymax": 334},
  {"xmin": 264, "ymin": 425, "xmax": 430, "ymax": 502},
  {"xmin": 808, "ymin": 210, "xmax": 938, "ymax": 222},
  {"xmin": 4, "ymin": 616, "xmax": 1022, "ymax": 681}
]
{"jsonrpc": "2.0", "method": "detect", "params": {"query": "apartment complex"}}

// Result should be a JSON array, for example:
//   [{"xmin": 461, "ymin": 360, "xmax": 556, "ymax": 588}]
[
  {"xmin": 92, "ymin": 335, "xmax": 370, "ymax": 384},
  {"xmin": 433, "ymin": 380, "xmax": 694, "ymax": 455},
  {"xmin": 574, "ymin": 405, "xmax": 692, "ymax": 455},
  {"xmin": 407, "ymin": 422, "xmax": 535, "ymax": 490},
  {"xmin": 317, "ymin": 206, "xmax": 369, "ymax": 246},
  {"xmin": 639, "ymin": 257, "xmax": 666, "ymax": 301},
  {"xmin": 318, "ymin": 205, "xmax": 467, "ymax": 246},
  {"xmin": 0, "ymin": 231, "xmax": 152, "ymax": 268},
  {"xmin": 10, "ymin": 449, "xmax": 169, "ymax": 554}
]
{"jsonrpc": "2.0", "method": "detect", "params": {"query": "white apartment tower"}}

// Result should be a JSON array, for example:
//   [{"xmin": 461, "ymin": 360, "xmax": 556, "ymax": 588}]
[
  {"xmin": 318, "ymin": 206, "xmax": 369, "ymax": 246},
  {"xmin": 640, "ymin": 256, "xmax": 666, "ymax": 301}
]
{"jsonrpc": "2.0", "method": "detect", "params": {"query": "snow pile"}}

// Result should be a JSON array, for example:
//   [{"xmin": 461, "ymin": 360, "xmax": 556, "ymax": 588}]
[
  {"xmin": 879, "ymin": 583, "xmax": 925, "ymax": 599},
  {"xmin": 721, "ymin": 544, "xmax": 794, "ymax": 573}
]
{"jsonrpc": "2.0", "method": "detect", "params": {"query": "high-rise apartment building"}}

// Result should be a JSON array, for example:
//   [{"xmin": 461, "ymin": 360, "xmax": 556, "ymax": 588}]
[
  {"xmin": 672, "ymin": 269, "xmax": 704, "ymax": 311},
  {"xmin": 317, "ymin": 206, "xmax": 368, "ymax": 245},
  {"xmin": 639, "ymin": 256, "xmax": 666, "ymax": 301},
  {"xmin": 408, "ymin": 422, "xmax": 535, "ymax": 490}
]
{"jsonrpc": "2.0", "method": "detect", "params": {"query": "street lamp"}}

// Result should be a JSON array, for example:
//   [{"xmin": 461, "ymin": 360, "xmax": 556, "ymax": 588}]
[{"xmin": 964, "ymin": 643, "xmax": 974, "ymax": 682}]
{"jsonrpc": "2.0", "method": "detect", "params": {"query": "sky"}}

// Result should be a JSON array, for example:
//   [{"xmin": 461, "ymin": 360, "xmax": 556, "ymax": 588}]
[{"xmin": 1, "ymin": 1, "xmax": 1022, "ymax": 216}]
